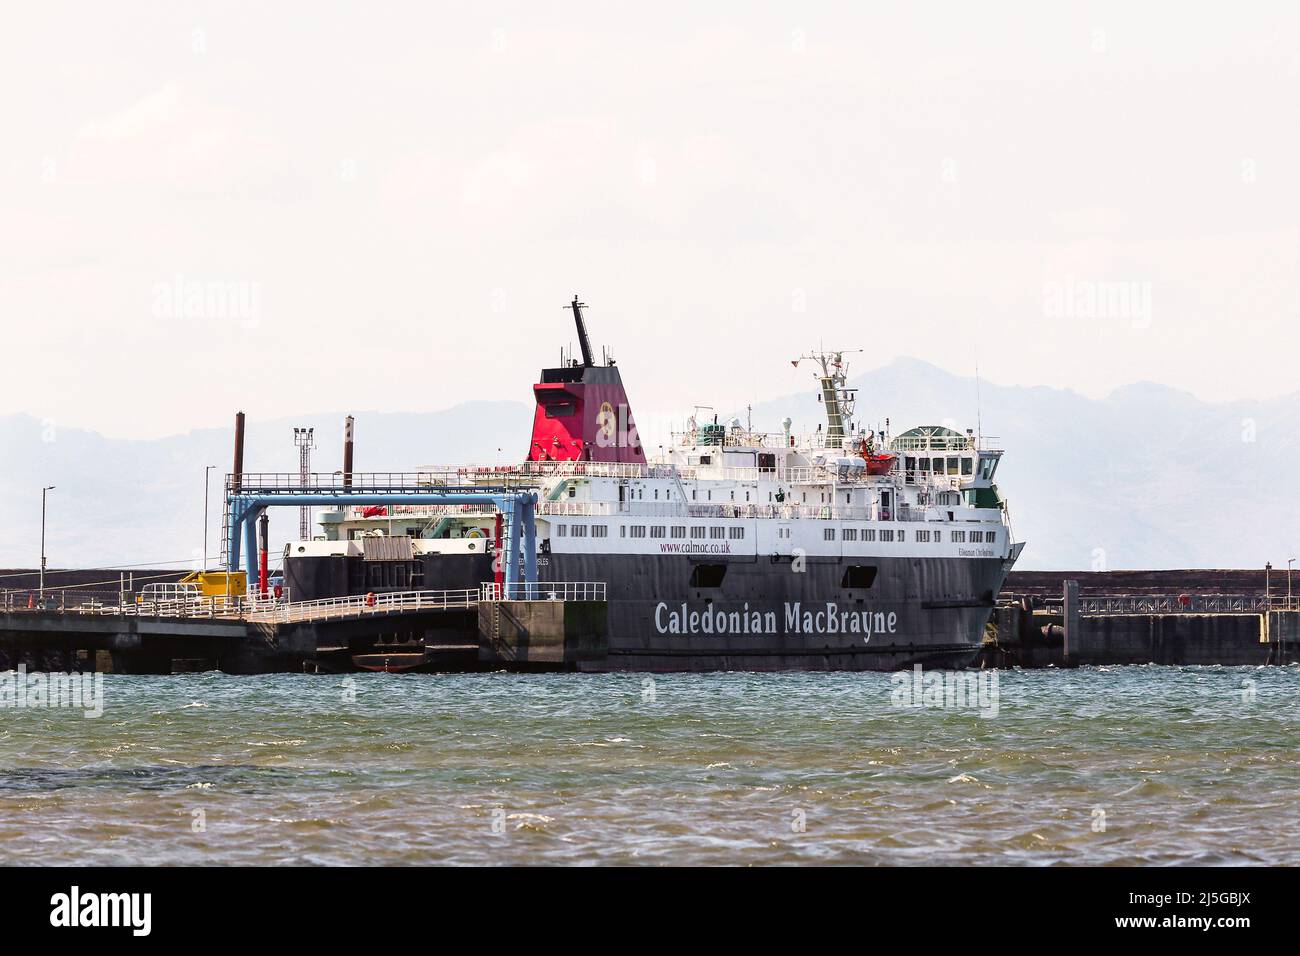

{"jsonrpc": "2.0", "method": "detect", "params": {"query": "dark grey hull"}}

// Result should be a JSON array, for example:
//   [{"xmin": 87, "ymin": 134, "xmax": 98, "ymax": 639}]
[
  {"xmin": 539, "ymin": 551, "xmax": 1019, "ymax": 672},
  {"xmin": 283, "ymin": 546, "xmax": 1020, "ymax": 672}
]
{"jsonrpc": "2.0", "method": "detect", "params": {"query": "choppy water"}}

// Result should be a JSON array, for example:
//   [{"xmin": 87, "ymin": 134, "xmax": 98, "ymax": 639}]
[{"xmin": 1, "ymin": 667, "xmax": 1297, "ymax": 865}]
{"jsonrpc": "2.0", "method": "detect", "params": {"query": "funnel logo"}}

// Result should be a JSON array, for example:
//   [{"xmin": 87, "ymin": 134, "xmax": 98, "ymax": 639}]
[{"xmin": 596, "ymin": 401, "xmax": 617, "ymax": 441}]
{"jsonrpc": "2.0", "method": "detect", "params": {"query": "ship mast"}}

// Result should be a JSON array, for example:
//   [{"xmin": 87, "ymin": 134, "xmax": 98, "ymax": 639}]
[
  {"xmin": 794, "ymin": 349, "xmax": 862, "ymax": 448},
  {"xmin": 569, "ymin": 295, "xmax": 595, "ymax": 367}
]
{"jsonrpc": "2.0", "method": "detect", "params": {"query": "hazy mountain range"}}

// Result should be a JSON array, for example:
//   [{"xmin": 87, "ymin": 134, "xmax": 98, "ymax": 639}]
[{"xmin": 2, "ymin": 359, "xmax": 1295, "ymax": 574}]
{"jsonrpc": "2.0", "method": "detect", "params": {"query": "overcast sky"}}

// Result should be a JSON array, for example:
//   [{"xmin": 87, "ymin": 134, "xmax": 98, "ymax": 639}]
[{"xmin": 3, "ymin": 2, "xmax": 1298, "ymax": 441}]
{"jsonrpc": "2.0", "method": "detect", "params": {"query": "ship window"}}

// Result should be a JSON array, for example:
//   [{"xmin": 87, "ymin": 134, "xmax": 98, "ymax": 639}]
[
  {"xmin": 568, "ymin": 486, "xmax": 576, "ymax": 498},
  {"xmin": 947, "ymin": 457, "xmax": 959, "ymax": 474},
  {"xmin": 933, "ymin": 531, "xmax": 942, "ymax": 543},
  {"xmin": 987, "ymin": 530, "xmax": 996, "ymax": 542},
  {"xmin": 841, "ymin": 566, "xmax": 877, "ymax": 589},
  {"xmin": 728, "ymin": 527, "xmax": 744, "ymax": 539},
  {"xmin": 823, "ymin": 528, "xmax": 836, "ymax": 541},
  {"xmin": 620, "ymin": 525, "xmax": 626, "ymax": 537},
  {"xmin": 592, "ymin": 525, "xmax": 609, "ymax": 538},
  {"xmin": 707, "ymin": 491, "xmax": 712, "ymax": 501},
  {"xmin": 962, "ymin": 458, "xmax": 973, "ymax": 476},
  {"xmin": 843, "ymin": 528, "xmax": 858, "ymax": 541},
  {"xmin": 395, "ymin": 563, "xmax": 409, "ymax": 587},
  {"xmin": 699, "ymin": 455, "xmax": 712, "ymax": 465},
  {"xmin": 654, "ymin": 489, "xmax": 659, "ymax": 500},
  {"xmin": 545, "ymin": 403, "xmax": 576, "ymax": 418},
  {"xmin": 730, "ymin": 491, "xmax": 735, "ymax": 501},
  {"xmin": 691, "ymin": 526, "xmax": 707, "ymax": 539},
  {"xmin": 671, "ymin": 525, "xmax": 687, "ymax": 538},
  {"xmin": 411, "ymin": 563, "xmax": 425, "ymax": 587},
  {"xmin": 863, "ymin": 529, "xmax": 876, "ymax": 542},
  {"xmin": 916, "ymin": 530, "xmax": 931, "ymax": 543},
  {"xmin": 572, "ymin": 525, "xmax": 588, "ymax": 537},
  {"xmin": 919, "ymin": 457, "xmax": 931, "ymax": 472},
  {"xmin": 710, "ymin": 527, "xmax": 725, "ymax": 539},
  {"xmin": 555, "ymin": 525, "xmax": 567, "ymax": 537},
  {"xmin": 650, "ymin": 525, "xmax": 666, "ymax": 539},
  {"xmin": 758, "ymin": 453, "xmax": 776, "ymax": 471},
  {"xmin": 880, "ymin": 530, "xmax": 895, "ymax": 542},
  {"xmin": 898, "ymin": 531, "xmax": 905, "ymax": 542},
  {"xmin": 629, "ymin": 526, "xmax": 646, "ymax": 538},
  {"xmin": 970, "ymin": 531, "xmax": 983, "ymax": 543},
  {"xmin": 689, "ymin": 564, "xmax": 727, "ymax": 588},
  {"xmin": 952, "ymin": 530, "xmax": 965, "ymax": 543}
]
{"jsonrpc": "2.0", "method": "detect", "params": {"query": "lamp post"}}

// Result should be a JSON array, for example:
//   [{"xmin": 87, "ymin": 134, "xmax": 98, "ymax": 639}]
[
  {"xmin": 39, "ymin": 485, "xmax": 55, "ymax": 602},
  {"xmin": 203, "ymin": 465, "xmax": 215, "ymax": 571}
]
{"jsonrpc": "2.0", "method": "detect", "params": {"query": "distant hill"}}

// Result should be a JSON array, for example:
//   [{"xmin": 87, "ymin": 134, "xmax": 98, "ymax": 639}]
[{"xmin": 1, "ymin": 359, "xmax": 1295, "ymax": 572}]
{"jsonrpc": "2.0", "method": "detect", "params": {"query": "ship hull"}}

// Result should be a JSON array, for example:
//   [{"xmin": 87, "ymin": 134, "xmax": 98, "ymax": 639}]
[{"xmin": 539, "ymin": 551, "xmax": 1017, "ymax": 672}]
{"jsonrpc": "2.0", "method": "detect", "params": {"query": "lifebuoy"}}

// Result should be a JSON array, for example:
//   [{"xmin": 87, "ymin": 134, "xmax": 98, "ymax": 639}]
[{"xmin": 365, "ymin": 592, "xmax": 376, "ymax": 607}]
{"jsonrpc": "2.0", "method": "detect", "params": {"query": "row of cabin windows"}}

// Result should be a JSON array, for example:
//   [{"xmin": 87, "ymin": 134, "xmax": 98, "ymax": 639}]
[
  {"xmin": 904, "ymin": 456, "xmax": 975, "ymax": 477},
  {"xmin": 558, "ymin": 524, "xmax": 748, "ymax": 541},
  {"xmin": 819, "ymin": 527, "xmax": 997, "ymax": 544},
  {"xmin": 553, "ymin": 523, "xmax": 994, "ymax": 544}
]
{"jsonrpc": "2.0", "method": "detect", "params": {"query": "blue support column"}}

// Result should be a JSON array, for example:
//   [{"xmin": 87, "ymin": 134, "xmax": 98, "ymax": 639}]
[
  {"xmin": 244, "ymin": 507, "xmax": 260, "ymax": 590},
  {"xmin": 505, "ymin": 498, "xmax": 523, "ymax": 588},
  {"xmin": 522, "ymin": 495, "xmax": 537, "ymax": 597}
]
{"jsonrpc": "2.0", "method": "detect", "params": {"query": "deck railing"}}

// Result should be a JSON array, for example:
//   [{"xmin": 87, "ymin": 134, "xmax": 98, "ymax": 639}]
[{"xmin": 480, "ymin": 581, "xmax": 607, "ymax": 602}]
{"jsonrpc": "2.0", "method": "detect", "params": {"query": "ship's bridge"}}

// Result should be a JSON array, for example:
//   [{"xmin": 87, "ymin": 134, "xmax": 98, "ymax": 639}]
[{"xmin": 890, "ymin": 425, "xmax": 1002, "ymax": 490}]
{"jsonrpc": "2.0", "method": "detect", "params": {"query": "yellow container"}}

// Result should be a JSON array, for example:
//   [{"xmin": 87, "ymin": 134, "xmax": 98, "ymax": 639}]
[{"xmin": 178, "ymin": 570, "xmax": 248, "ymax": 597}]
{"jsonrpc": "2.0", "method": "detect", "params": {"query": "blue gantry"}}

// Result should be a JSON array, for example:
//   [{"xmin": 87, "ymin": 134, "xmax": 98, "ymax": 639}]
[{"xmin": 225, "ymin": 487, "xmax": 538, "ymax": 590}]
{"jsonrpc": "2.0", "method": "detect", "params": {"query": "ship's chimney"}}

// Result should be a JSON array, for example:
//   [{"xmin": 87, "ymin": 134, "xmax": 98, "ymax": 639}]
[
  {"xmin": 232, "ymin": 411, "xmax": 246, "ymax": 493},
  {"xmin": 342, "ymin": 415, "xmax": 355, "ymax": 488}
]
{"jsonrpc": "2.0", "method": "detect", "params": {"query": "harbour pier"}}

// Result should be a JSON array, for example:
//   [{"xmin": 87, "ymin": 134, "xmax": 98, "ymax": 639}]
[
  {"xmin": 982, "ymin": 570, "xmax": 1300, "ymax": 667},
  {"xmin": 0, "ymin": 583, "xmax": 608, "ymax": 674}
]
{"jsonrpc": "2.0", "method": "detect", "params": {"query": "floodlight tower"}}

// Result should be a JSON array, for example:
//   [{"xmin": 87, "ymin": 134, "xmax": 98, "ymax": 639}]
[{"xmin": 294, "ymin": 426, "xmax": 316, "ymax": 540}]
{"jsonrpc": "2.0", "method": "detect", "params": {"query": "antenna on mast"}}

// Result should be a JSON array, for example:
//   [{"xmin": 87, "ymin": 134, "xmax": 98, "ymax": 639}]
[
  {"xmin": 567, "ymin": 295, "xmax": 595, "ymax": 367},
  {"xmin": 794, "ymin": 348, "xmax": 862, "ymax": 448}
]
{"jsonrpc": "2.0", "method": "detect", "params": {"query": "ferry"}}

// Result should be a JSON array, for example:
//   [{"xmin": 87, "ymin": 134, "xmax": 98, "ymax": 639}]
[{"xmin": 283, "ymin": 298, "xmax": 1022, "ymax": 670}]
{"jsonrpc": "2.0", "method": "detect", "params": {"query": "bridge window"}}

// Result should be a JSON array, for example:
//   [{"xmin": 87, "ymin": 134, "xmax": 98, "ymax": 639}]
[{"xmin": 962, "ymin": 458, "xmax": 973, "ymax": 476}]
